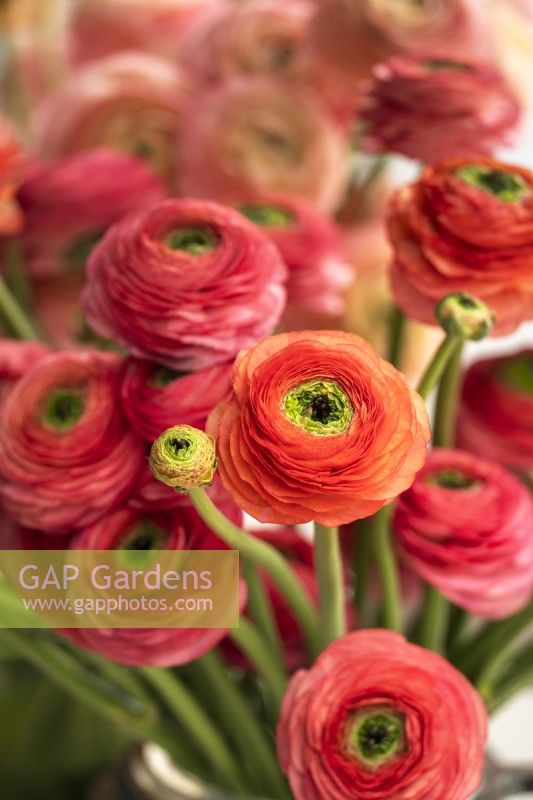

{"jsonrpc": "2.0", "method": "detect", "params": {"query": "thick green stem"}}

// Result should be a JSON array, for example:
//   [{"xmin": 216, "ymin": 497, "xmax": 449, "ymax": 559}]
[
  {"xmin": 432, "ymin": 340, "xmax": 464, "ymax": 447},
  {"xmin": 0, "ymin": 275, "xmax": 40, "ymax": 340},
  {"xmin": 369, "ymin": 506, "xmax": 402, "ymax": 632},
  {"xmin": 242, "ymin": 559, "xmax": 284, "ymax": 665},
  {"xmin": 230, "ymin": 618, "xmax": 288, "ymax": 717},
  {"xmin": 193, "ymin": 651, "xmax": 290, "ymax": 798},
  {"xmin": 417, "ymin": 585, "xmax": 450, "ymax": 653},
  {"xmin": 314, "ymin": 523, "xmax": 346, "ymax": 648},
  {"xmin": 474, "ymin": 607, "xmax": 533, "ymax": 701},
  {"xmin": 141, "ymin": 667, "xmax": 248, "ymax": 793},
  {"xmin": 188, "ymin": 486, "xmax": 320, "ymax": 656},
  {"xmin": 387, "ymin": 306, "xmax": 406, "ymax": 369},
  {"xmin": 353, "ymin": 518, "xmax": 374, "ymax": 627},
  {"xmin": 417, "ymin": 335, "xmax": 462, "ymax": 401}
]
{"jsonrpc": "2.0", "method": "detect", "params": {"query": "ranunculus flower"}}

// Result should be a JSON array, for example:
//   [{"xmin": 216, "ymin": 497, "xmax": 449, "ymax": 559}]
[
  {"xmin": 33, "ymin": 52, "xmax": 188, "ymax": 187},
  {"xmin": 0, "ymin": 118, "xmax": 25, "ymax": 236},
  {"xmin": 207, "ymin": 330, "xmax": 430, "ymax": 526},
  {"xmin": 359, "ymin": 56, "xmax": 520, "ymax": 162},
  {"xmin": 71, "ymin": 0, "xmax": 220, "ymax": 63},
  {"xmin": 16, "ymin": 149, "xmax": 166, "ymax": 277},
  {"xmin": 178, "ymin": 78, "xmax": 349, "ymax": 214},
  {"xmin": 277, "ymin": 629, "xmax": 487, "ymax": 800},
  {"xmin": 394, "ymin": 448, "xmax": 533, "ymax": 619},
  {"xmin": 180, "ymin": 0, "xmax": 313, "ymax": 86},
  {"xmin": 0, "ymin": 339, "xmax": 50, "ymax": 405},
  {"xmin": 388, "ymin": 158, "xmax": 533, "ymax": 334},
  {"xmin": 120, "ymin": 357, "xmax": 232, "ymax": 443},
  {"xmin": 0, "ymin": 351, "xmax": 144, "ymax": 534},
  {"xmin": 62, "ymin": 503, "xmax": 244, "ymax": 667},
  {"xmin": 82, "ymin": 199, "xmax": 287, "ymax": 371},
  {"xmin": 458, "ymin": 350, "xmax": 533, "ymax": 474},
  {"xmin": 235, "ymin": 194, "xmax": 353, "ymax": 316}
]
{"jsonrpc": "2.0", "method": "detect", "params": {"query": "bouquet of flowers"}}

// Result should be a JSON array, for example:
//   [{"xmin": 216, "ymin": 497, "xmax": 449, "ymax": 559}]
[{"xmin": 0, "ymin": 1, "xmax": 532, "ymax": 799}]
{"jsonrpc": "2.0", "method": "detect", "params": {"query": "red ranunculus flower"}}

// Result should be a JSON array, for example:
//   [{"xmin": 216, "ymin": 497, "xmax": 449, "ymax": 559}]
[
  {"xmin": 17, "ymin": 149, "xmax": 166, "ymax": 277},
  {"xmin": 62, "ymin": 503, "xmax": 244, "ymax": 667},
  {"xmin": 394, "ymin": 448, "xmax": 533, "ymax": 618},
  {"xmin": 207, "ymin": 331, "xmax": 430, "ymax": 526},
  {"xmin": 82, "ymin": 199, "xmax": 287, "ymax": 371},
  {"xmin": 178, "ymin": 78, "xmax": 349, "ymax": 214},
  {"xmin": 359, "ymin": 56, "xmax": 520, "ymax": 163},
  {"xmin": 33, "ymin": 52, "xmax": 188, "ymax": 187},
  {"xmin": 235, "ymin": 194, "xmax": 353, "ymax": 316},
  {"xmin": 277, "ymin": 629, "xmax": 487, "ymax": 800},
  {"xmin": 388, "ymin": 158, "xmax": 533, "ymax": 334},
  {"xmin": 120, "ymin": 357, "xmax": 232, "ymax": 442},
  {"xmin": 458, "ymin": 350, "xmax": 533, "ymax": 473},
  {"xmin": 0, "ymin": 351, "xmax": 144, "ymax": 534}
]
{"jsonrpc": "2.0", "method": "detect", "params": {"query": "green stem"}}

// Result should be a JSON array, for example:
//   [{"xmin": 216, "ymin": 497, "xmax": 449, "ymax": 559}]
[
  {"xmin": 230, "ymin": 618, "xmax": 288, "ymax": 718},
  {"xmin": 194, "ymin": 651, "xmax": 290, "ymax": 798},
  {"xmin": 2, "ymin": 239, "xmax": 33, "ymax": 311},
  {"xmin": 416, "ymin": 335, "xmax": 462, "ymax": 401},
  {"xmin": 432, "ymin": 339, "xmax": 464, "ymax": 447},
  {"xmin": 0, "ymin": 275, "xmax": 40, "ymax": 340},
  {"xmin": 242, "ymin": 559, "xmax": 284, "ymax": 665},
  {"xmin": 417, "ymin": 585, "xmax": 450, "ymax": 653},
  {"xmin": 314, "ymin": 523, "xmax": 346, "ymax": 648},
  {"xmin": 353, "ymin": 518, "xmax": 374, "ymax": 627},
  {"xmin": 188, "ymin": 486, "xmax": 320, "ymax": 656},
  {"xmin": 369, "ymin": 506, "xmax": 402, "ymax": 632},
  {"xmin": 487, "ymin": 642, "xmax": 533, "ymax": 712},
  {"xmin": 475, "ymin": 610, "xmax": 533, "ymax": 701},
  {"xmin": 141, "ymin": 667, "xmax": 248, "ymax": 793},
  {"xmin": 387, "ymin": 306, "xmax": 406, "ymax": 369}
]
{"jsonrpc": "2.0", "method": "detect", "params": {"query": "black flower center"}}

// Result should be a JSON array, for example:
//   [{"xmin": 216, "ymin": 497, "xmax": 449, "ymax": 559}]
[
  {"xmin": 237, "ymin": 203, "xmax": 294, "ymax": 228},
  {"xmin": 166, "ymin": 226, "xmax": 219, "ymax": 255},
  {"xmin": 346, "ymin": 708, "xmax": 405, "ymax": 767},
  {"xmin": 169, "ymin": 437, "xmax": 189, "ymax": 454},
  {"xmin": 456, "ymin": 165, "xmax": 529, "ymax": 203},
  {"xmin": 120, "ymin": 521, "xmax": 168, "ymax": 551},
  {"xmin": 42, "ymin": 388, "xmax": 85, "ymax": 432},
  {"xmin": 309, "ymin": 394, "xmax": 333, "ymax": 423}
]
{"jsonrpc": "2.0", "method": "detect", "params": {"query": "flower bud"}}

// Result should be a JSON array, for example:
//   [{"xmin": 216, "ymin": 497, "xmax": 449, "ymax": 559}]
[
  {"xmin": 149, "ymin": 425, "xmax": 217, "ymax": 491},
  {"xmin": 436, "ymin": 292, "xmax": 494, "ymax": 340}
]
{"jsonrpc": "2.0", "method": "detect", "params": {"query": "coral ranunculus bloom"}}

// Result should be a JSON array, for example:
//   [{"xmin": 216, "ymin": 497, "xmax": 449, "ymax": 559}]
[
  {"xmin": 388, "ymin": 158, "xmax": 533, "ymax": 334},
  {"xmin": 458, "ymin": 350, "xmax": 533, "ymax": 473},
  {"xmin": 207, "ymin": 331, "xmax": 430, "ymax": 526},
  {"xmin": 277, "ymin": 629, "xmax": 487, "ymax": 800},
  {"xmin": 394, "ymin": 449, "xmax": 533, "ymax": 619}
]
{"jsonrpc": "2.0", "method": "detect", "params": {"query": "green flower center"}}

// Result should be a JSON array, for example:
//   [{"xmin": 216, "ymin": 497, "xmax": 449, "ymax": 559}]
[
  {"xmin": 497, "ymin": 355, "xmax": 533, "ymax": 395},
  {"xmin": 456, "ymin": 165, "xmax": 529, "ymax": 203},
  {"xmin": 165, "ymin": 227, "xmax": 219, "ymax": 255},
  {"xmin": 167, "ymin": 437, "xmax": 190, "ymax": 457},
  {"xmin": 424, "ymin": 59, "xmax": 471, "ymax": 72},
  {"xmin": 42, "ymin": 388, "xmax": 85, "ymax": 432},
  {"xmin": 64, "ymin": 229, "xmax": 103, "ymax": 270},
  {"xmin": 237, "ymin": 203, "xmax": 294, "ymax": 228},
  {"xmin": 427, "ymin": 468, "xmax": 481, "ymax": 490},
  {"xmin": 119, "ymin": 520, "xmax": 168, "ymax": 551},
  {"xmin": 150, "ymin": 366, "xmax": 187, "ymax": 388},
  {"xmin": 283, "ymin": 379, "xmax": 353, "ymax": 436},
  {"xmin": 345, "ymin": 708, "xmax": 405, "ymax": 768}
]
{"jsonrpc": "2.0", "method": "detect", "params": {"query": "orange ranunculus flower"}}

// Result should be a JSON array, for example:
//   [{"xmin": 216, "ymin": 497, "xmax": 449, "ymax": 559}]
[
  {"xmin": 206, "ymin": 331, "xmax": 430, "ymax": 526},
  {"xmin": 388, "ymin": 157, "xmax": 533, "ymax": 335}
]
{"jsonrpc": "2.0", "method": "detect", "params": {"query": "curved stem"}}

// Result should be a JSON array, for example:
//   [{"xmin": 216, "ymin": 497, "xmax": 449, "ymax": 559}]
[
  {"xmin": 369, "ymin": 506, "xmax": 402, "ymax": 632},
  {"xmin": 432, "ymin": 340, "xmax": 464, "ymax": 447},
  {"xmin": 0, "ymin": 275, "xmax": 40, "ymax": 340},
  {"xmin": 188, "ymin": 486, "xmax": 320, "ymax": 656},
  {"xmin": 314, "ymin": 523, "xmax": 346, "ymax": 648},
  {"xmin": 230, "ymin": 618, "xmax": 288, "ymax": 718},
  {"xmin": 194, "ymin": 651, "xmax": 290, "ymax": 798},
  {"xmin": 417, "ymin": 585, "xmax": 450, "ymax": 653},
  {"xmin": 141, "ymin": 667, "xmax": 248, "ymax": 793},
  {"xmin": 242, "ymin": 558, "xmax": 284, "ymax": 664},
  {"xmin": 417, "ymin": 335, "xmax": 462, "ymax": 401},
  {"xmin": 388, "ymin": 306, "xmax": 406, "ymax": 369}
]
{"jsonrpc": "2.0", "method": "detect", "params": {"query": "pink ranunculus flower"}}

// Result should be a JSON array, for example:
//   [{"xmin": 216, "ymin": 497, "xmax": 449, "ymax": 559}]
[
  {"xmin": 394, "ymin": 448, "xmax": 533, "ymax": 619},
  {"xmin": 71, "ymin": 0, "xmax": 221, "ymax": 63},
  {"xmin": 277, "ymin": 629, "xmax": 487, "ymax": 800},
  {"xmin": 62, "ymin": 503, "xmax": 244, "ymax": 667},
  {"xmin": 120, "ymin": 357, "xmax": 233, "ymax": 442},
  {"xmin": 235, "ymin": 194, "xmax": 353, "ymax": 316},
  {"xmin": 0, "ymin": 351, "xmax": 145, "ymax": 534},
  {"xmin": 17, "ymin": 149, "xmax": 166, "ymax": 277},
  {"xmin": 458, "ymin": 350, "xmax": 533, "ymax": 474},
  {"xmin": 33, "ymin": 52, "xmax": 188, "ymax": 187},
  {"xmin": 82, "ymin": 199, "xmax": 287, "ymax": 371},
  {"xmin": 359, "ymin": 55, "xmax": 521, "ymax": 163},
  {"xmin": 0, "ymin": 117, "xmax": 25, "ymax": 236},
  {"xmin": 0, "ymin": 339, "xmax": 50, "ymax": 405},
  {"xmin": 180, "ymin": 0, "xmax": 313, "ymax": 87},
  {"xmin": 178, "ymin": 78, "xmax": 349, "ymax": 214}
]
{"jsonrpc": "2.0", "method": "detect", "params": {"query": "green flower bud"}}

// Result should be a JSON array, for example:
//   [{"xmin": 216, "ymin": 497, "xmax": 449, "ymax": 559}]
[
  {"xmin": 436, "ymin": 293, "xmax": 494, "ymax": 341},
  {"xmin": 149, "ymin": 425, "xmax": 217, "ymax": 491}
]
